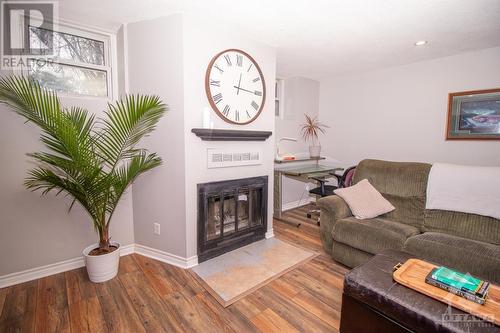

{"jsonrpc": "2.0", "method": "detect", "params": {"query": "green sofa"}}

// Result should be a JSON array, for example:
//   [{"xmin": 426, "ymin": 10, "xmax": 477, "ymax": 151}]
[{"xmin": 317, "ymin": 159, "xmax": 500, "ymax": 284}]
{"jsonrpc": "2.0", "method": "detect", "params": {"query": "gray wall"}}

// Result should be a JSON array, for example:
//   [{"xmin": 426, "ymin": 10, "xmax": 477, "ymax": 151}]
[
  {"xmin": 0, "ymin": 46, "xmax": 135, "ymax": 275},
  {"xmin": 319, "ymin": 47, "xmax": 500, "ymax": 167},
  {"xmin": 127, "ymin": 15, "xmax": 188, "ymax": 256}
]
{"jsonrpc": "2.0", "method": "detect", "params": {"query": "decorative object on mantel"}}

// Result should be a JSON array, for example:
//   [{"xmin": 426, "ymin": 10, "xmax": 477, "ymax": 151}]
[
  {"xmin": 446, "ymin": 88, "xmax": 500, "ymax": 140},
  {"xmin": 0, "ymin": 76, "xmax": 166, "ymax": 283},
  {"xmin": 191, "ymin": 128, "xmax": 272, "ymax": 141},
  {"xmin": 300, "ymin": 114, "xmax": 329, "ymax": 158},
  {"xmin": 205, "ymin": 49, "xmax": 266, "ymax": 125}
]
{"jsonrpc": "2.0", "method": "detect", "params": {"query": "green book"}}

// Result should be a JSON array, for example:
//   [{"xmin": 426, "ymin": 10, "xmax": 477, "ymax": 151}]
[{"xmin": 425, "ymin": 266, "xmax": 490, "ymax": 304}]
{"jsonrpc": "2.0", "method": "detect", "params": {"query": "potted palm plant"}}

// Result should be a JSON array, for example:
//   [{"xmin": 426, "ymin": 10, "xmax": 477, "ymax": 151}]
[
  {"xmin": 300, "ymin": 114, "xmax": 329, "ymax": 158},
  {"xmin": 0, "ymin": 76, "xmax": 167, "ymax": 283}
]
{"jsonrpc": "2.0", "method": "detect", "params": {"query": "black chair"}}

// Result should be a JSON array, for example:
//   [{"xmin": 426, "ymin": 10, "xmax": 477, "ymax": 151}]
[{"xmin": 307, "ymin": 166, "xmax": 356, "ymax": 225}]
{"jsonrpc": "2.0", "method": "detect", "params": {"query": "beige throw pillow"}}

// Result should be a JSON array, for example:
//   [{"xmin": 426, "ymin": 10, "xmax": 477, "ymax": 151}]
[{"xmin": 334, "ymin": 179, "xmax": 395, "ymax": 219}]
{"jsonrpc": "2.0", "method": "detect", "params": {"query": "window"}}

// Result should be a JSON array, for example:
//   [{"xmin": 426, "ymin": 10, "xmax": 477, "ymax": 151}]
[{"xmin": 16, "ymin": 16, "xmax": 113, "ymax": 98}]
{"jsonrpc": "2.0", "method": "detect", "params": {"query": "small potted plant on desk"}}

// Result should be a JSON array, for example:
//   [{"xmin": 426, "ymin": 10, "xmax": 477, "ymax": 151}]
[
  {"xmin": 0, "ymin": 76, "xmax": 167, "ymax": 283},
  {"xmin": 300, "ymin": 114, "xmax": 329, "ymax": 158}
]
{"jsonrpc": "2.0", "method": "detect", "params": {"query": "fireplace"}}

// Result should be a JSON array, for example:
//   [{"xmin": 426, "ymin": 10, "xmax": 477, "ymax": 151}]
[{"xmin": 197, "ymin": 176, "xmax": 268, "ymax": 262}]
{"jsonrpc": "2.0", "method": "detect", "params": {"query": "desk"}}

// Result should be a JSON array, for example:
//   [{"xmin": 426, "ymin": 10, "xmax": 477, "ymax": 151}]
[{"xmin": 274, "ymin": 162, "xmax": 343, "ymax": 220}]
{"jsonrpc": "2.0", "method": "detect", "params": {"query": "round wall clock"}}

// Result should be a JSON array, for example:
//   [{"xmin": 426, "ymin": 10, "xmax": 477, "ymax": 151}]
[{"xmin": 205, "ymin": 49, "xmax": 266, "ymax": 125}]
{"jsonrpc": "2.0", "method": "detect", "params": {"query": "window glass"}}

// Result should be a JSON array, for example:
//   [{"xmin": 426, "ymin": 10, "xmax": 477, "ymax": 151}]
[
  {"xmin": 29, "ymin": 26, "xmax": 105, "ymax": 66},
  {"xmin": 29, "ymin": 60, "xmax": 108, "ymax": 97}
]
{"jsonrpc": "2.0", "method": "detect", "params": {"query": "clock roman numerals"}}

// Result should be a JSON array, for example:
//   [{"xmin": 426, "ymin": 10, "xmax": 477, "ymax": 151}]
[
  {"xmin": 214, "ymin": 64, "xmax": 224, "ymax": 74},
  {"xmin": 246, "ymin": 110, "xmax": 251, "ymax": 119},
  {"xmin": 254, "ymin": 91, "xmax": 262, "ymax": 96},
  {"xmin": 251, "ymin": 101, "xmax": 259, "ymax": 110},
  {"xmin": 213, "ymin": 93, "xmax": 223, "ymax": 104},
  {"xmin": 223, "ymin": 105, "xmax": 230, "ymax": 116},
  {"xmin": 236, "ymin": 55, "xmax": 243, "ymax": 67},
  {"xmin": 252, "ymin": 77, "xmax": 260, "ymax": 83},
  {"xmin": 224, "ymin": 54, "xmax": 232, "ymax": 66},
  {"xmin": 210, "ymin": 79, "xmax": 220, "ymax": 87},
  {"xmin": 235, "ymin": 110, "xmax": 240, "ymax": 121},
  {"xmin": 247, "ymin": 63, "xmax": 253, "ymax": 72}
]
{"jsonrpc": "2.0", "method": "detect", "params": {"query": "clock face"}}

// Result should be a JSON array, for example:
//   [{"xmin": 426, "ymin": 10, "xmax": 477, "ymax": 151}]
[{"xmin": 205, "ymin": 49, "xmax": 266, "ymax": 125}]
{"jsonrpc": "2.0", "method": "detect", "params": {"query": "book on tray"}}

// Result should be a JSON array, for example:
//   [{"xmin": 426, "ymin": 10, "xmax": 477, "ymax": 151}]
[{"xmin": 425, "ymin": 266, "xmax": 490, "ymax": 305}]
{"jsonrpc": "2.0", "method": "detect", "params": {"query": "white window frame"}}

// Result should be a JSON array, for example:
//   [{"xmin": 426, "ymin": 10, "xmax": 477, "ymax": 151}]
[
  {"xmin": 275, "ymin": 78, "xmax": 285, "ymax": 119},
  {"xmin": 12, "ymin": 13, "xmax": 117, "ymax": 100}
]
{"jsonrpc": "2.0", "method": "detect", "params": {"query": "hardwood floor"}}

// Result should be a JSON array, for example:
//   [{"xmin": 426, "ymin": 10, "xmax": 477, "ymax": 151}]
[{"xmin": 0, "ymin": 206, "xmax": 348, "ymax": 332}]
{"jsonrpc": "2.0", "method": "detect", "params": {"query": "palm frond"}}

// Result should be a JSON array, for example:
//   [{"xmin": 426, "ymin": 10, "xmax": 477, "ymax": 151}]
[
  {"xmin": 97, "ymin": 94, "xmax": 167, "ymax": 169},
  {"xmin": 0, "ymin": 75, "xmax": 166, "ymax": 245}
]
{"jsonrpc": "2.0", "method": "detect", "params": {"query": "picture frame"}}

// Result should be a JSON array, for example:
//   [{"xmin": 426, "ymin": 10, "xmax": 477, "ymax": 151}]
[{"xmin": 446, "ymin": 88, "xmax": 500, "ymax": 140}]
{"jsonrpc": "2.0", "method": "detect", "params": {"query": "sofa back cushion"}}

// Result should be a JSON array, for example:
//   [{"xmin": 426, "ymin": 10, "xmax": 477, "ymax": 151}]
[
  {"xmin": 424, "ymin": 210, "xmax": 500, "ymax": 245},
  {"xmin": 353, "ymin": 159, "xmax": 431, "ymax": 228}
]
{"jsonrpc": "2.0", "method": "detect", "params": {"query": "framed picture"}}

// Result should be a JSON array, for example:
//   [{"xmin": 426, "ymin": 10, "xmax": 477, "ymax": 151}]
[{"xmin": 446, "ymin": 88, "xmax": 500, "ymax": 140}]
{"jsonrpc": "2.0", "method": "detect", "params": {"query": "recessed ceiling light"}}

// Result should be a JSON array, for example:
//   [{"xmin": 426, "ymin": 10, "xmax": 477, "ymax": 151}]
[{"xmin": 414, "ymin": 40, "xmax": 428, "ymax": 46}]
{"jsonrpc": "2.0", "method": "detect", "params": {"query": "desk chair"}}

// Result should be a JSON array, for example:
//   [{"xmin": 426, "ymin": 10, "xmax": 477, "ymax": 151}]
[{"xmin": 307, "ymin": 166, "xmax": 356, "ymax": 225}]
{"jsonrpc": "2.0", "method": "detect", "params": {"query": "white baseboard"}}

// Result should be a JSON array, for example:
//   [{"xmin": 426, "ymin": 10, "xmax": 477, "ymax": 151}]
[
  {"xmin": 265, "ymin": 229, "xmax": 275, "ymax": 239},
  {"xmin": 120, "ymin": 243, "xmax": 135, "ymax": 256},
  {"xmin": 0, "ymin": 257, "xmax": 84, "ymax": 289},
  {"xmin": 134, "ymin": 244, "xmax": 198, "ymax": 269},
  {"xmin": 0, "ymin": 243, "xmax": 135, "ymax": 289},
  {"xmin": 282, "ymin": 198, "xmax": 313, "ymax": 212}
]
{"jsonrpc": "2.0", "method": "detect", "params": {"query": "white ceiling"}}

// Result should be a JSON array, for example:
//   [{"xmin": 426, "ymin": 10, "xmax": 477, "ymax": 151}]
[{"xmin": 59, "ymin": 0, "xmax": 500, "ymax": 79}]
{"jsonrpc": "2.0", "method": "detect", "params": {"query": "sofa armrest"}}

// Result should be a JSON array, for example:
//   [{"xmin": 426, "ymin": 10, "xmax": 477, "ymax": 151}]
[
  {"xmin": 317, "ymin": 195, "xmax": 352, "ymax": 255},
  {"xmin": 317, "ymin": 195, "xmax": 352, "ymax": 219}
]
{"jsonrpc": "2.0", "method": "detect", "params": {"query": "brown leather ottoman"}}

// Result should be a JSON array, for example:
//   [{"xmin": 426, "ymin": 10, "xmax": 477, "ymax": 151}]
[{"xmin": 340, "ymin": 250, "xmax": 499, "ymax": 333}]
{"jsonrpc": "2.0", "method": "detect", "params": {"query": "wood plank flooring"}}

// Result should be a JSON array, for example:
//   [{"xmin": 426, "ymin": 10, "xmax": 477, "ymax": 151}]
[{"xmin": 0, "ymin": 206, "xmax": 348, "ymax": 332}]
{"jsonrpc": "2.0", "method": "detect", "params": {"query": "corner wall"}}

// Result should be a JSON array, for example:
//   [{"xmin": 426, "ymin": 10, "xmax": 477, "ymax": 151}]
[
  {"xmin": 275, "ymin": 76, "xmax": 320, "ymax": 206},
  {"xmin": 319, "ymin": 47, "xmax": 500, "ymax": 167},
  {"xmin": 127, "ymin": 15, "xmax": 188, "ymax": 257}
]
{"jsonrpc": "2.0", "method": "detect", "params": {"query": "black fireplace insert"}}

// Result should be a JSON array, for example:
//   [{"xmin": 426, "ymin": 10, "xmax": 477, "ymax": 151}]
[{"xmin": 197, "ymin": 176, "xmax": 268, "ymax": 262}]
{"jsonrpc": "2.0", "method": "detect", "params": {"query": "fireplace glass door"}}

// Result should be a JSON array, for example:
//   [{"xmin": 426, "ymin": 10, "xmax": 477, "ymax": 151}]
[
  {"xmin": 198, "ymin": 176, "xmax": 268, "ymax": 262},
  {"xmin": 205, "ymin": 188, "xmax": 264, "ymax": 242}
]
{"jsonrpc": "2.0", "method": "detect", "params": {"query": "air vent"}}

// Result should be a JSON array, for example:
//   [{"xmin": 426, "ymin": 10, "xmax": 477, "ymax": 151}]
[{"xmin": 208, "ymin": 148, "xmax": 263, "ymax": 168}]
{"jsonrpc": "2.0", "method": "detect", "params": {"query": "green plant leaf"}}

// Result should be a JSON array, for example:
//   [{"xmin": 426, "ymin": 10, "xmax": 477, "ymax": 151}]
[{"xmin": 0, "ymin": 75, "xmax": 166, "ymax": 245}]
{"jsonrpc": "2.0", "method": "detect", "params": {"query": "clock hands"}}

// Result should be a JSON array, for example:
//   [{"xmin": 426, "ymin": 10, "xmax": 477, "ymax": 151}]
[
  {"xmin": 233, "ymin": 86, "xmax": 254, "ymax": 94},
  {"xmin": 236, "ymin": 73, "xmax": 242, "ymax": 95}
]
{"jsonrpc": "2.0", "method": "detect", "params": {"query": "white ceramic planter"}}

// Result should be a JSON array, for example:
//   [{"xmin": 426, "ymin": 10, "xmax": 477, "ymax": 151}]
[
  {"xmin": 309, "ymin": 145, "xmax": 321, "ymax": 158},
  {"xmin": 83, "ymin": 242, "xmax": 120, "ymax": 283}
]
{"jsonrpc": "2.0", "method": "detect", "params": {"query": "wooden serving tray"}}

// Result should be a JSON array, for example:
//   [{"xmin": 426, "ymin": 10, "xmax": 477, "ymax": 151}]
[{"xmin": 393, "ymin": 259, "xmax": 499, "ymax": 326}]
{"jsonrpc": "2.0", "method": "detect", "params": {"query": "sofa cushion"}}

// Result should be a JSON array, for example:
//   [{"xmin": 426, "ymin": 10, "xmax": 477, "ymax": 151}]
[
  {"xmin": 404, "ymin": 232, "xmax": 500, "ymax": 284},
  {"xmin": 334, "ymin": 179, "xmax": 395, "ymax": 219},
  {"xmin": 353, "ymin": 159, "xmax": 431, "ymax": 228},
  {"xmin": 424, "ymin": 209, "xmax": 500, "ymax": 245},
  {"xmin": 333, "ymin": 217, "xmax": 420, "ymax": 255}
]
